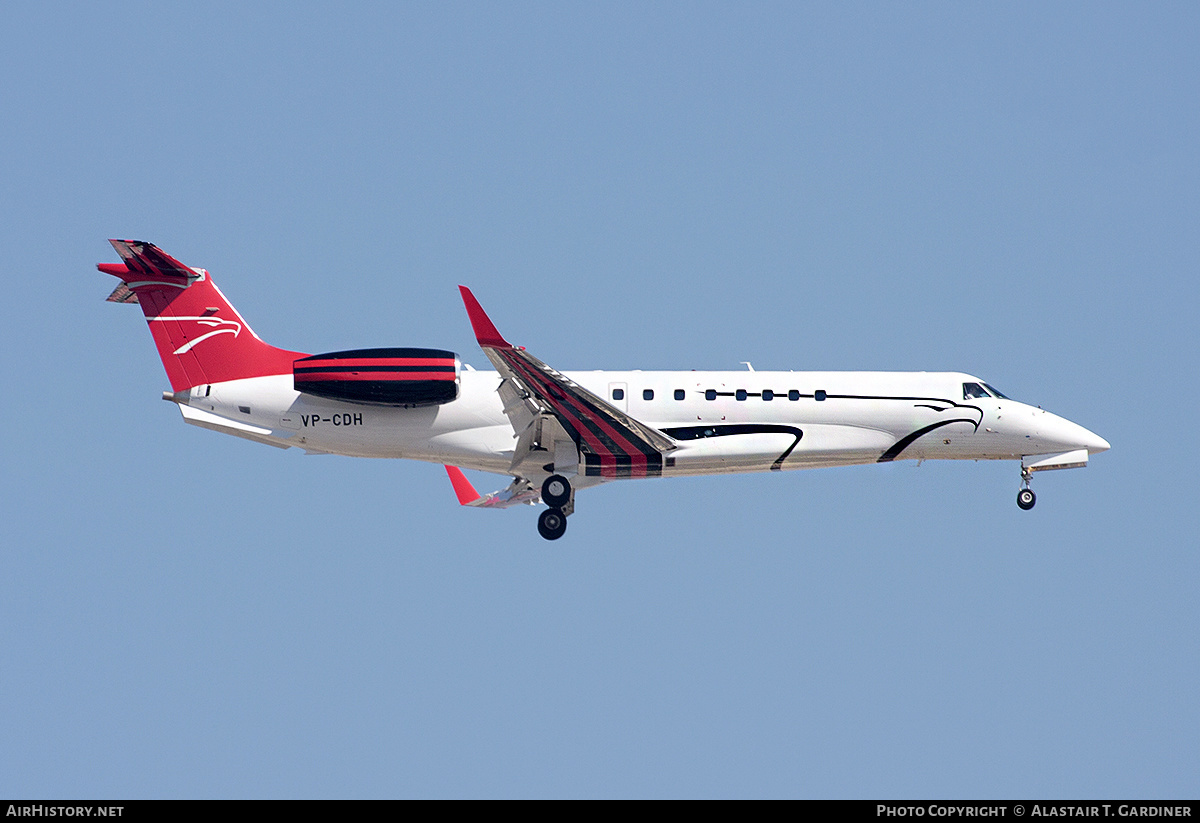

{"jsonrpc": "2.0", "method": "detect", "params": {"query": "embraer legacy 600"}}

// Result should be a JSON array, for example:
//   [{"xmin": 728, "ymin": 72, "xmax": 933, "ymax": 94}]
[{"xmin": 100, "ymin": 240, "xmax": 1109, "ymax": 540}]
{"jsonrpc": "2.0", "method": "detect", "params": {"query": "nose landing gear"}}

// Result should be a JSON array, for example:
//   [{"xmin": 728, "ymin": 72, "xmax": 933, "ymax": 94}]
[{"xmin": 1016, "ymin": 466, "xmax": 1036, "ymax": 510}]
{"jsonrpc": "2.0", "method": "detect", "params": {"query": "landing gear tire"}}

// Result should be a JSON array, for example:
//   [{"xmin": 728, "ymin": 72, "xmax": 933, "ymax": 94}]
[
  {"xmin": 1016, "ymin": 488, "xmax": 1036, "ymax": 510},
  {"xmin": 541, "ymin": 474, "xmax": 571, "ymax": 508},
  {"xmin": 538, "ymin": 507, "xmax": 568, "ymax": 541}
]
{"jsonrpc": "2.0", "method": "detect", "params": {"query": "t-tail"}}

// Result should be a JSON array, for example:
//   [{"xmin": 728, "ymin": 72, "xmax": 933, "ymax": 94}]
[{"xmin": 99, "ymin": 240, "xmax": 304, "ymax": 391}]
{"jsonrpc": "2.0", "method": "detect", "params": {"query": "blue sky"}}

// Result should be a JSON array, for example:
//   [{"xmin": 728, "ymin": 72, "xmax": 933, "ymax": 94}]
[{"xmin": 1, "ymin": 2, "xmax": 1196, "ymax": 798}]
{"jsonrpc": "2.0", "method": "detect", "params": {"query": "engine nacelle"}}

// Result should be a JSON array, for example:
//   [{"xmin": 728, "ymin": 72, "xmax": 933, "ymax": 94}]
[{"xmin": 293, "ymin": 348, "xmax": 460, "ymax": 407}]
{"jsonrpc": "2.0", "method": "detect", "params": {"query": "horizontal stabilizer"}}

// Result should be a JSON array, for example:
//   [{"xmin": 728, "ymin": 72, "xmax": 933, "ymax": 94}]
[
  {"xmin": 105, "ymin": 239, "xmax": 202, "ymax": 286},
  {"xmin": 105, "ymin": 282, "xmax": 139, "ymax": 304}
]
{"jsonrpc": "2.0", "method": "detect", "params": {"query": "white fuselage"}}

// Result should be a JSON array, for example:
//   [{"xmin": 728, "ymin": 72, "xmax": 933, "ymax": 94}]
[{"xmin": 175, "ymin": 368, "xmax": 1108, "ymax": 487}]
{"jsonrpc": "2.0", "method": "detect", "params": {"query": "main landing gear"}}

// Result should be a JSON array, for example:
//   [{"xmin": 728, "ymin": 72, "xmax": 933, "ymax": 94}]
[
  {"xmin": 1016, "ymin": 466, "xmax": 1037, "ymax": 510},
  {"xmin": 541, "ymin": 474, "xmax": 571, "ymax": 508},
  {"xmin": 538, "ymin": 507, "xmax": 567, "ymax": 540},
  {"xmin": 538, "ymin": 474, "xmax": 572, "ymax": 540}
]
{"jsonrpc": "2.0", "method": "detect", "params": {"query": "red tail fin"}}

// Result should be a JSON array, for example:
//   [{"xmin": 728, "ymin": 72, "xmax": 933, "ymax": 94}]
[{"xmin": 99, "ymin": 240, "xmax": 305, "ymax": 391}]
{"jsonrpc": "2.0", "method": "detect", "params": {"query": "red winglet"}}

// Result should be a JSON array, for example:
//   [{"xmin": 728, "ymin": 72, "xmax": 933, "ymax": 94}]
[
  {"xmin": 444, "ymin": 465, "xmax": 482, "ymax": 505},
  {"xmin": 458, "ymin": 286, "xmax": 512, "ymax": 349}
]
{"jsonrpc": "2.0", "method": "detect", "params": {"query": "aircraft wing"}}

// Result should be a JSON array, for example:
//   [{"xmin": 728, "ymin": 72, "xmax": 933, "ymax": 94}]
[
  {"xmin": 459, "ymin": 287, "xmax": 676, "ymax": 479},
  {"xmin": 444, "ymin": 466, "xmax": 540, "ymax": 508}
]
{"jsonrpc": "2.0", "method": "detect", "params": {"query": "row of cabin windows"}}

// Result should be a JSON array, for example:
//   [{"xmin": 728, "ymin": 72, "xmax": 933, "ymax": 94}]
[
  {"xmin": 613, "ymin": 383, "xmax": 1010, "ymax": 403},
  {"xmin": 611, "ymin": 388, "xmax": 827, "ymax": 402}
]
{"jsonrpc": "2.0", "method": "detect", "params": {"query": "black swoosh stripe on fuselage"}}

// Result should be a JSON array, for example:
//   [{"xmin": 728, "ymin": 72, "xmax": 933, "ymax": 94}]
[
  {"xmin": 662, "ymin": 424, "xmax": 804, "ymax": 471},
  {"xmin": 877, "ymin": 418, "xmax": 980, "ymax": 462}
]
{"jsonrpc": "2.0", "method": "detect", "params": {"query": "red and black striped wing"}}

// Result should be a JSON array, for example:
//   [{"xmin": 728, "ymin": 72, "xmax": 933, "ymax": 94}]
[{"xmin": 459, "ymin": 287, "xmax": 675, "ymax": 479}]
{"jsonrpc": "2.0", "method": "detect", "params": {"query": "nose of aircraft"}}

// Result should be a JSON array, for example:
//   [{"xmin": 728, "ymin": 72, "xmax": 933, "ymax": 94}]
[
  {"xmin": 1082, "ymin": 428, "xmax": 1110, "ymax": 454},
  {"xmin": 1036, "ymin": 409, "xmax": 1110, "ymax": 455},
  {"xmin": 1073, "ymin": 425, "xmax": 1110, "ymax": 455}
]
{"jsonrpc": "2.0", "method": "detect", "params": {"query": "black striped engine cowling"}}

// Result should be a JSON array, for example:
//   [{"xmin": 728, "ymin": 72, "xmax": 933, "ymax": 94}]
[{"xmin": 293, "ymin": 348, "xmax": 460, "ymax": 406}]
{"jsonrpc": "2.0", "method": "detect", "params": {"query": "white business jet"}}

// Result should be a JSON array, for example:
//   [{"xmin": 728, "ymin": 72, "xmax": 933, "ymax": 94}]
[{"xmin": 100, "ymin": 240, "xmax": 1109, "ymax": 540}]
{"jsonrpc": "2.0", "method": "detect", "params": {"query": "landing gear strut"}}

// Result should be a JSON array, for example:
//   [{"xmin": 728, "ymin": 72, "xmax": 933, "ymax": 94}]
[{"xmin": 1016, "ymin": 466, "xmax": 1036, "ymax": 510}]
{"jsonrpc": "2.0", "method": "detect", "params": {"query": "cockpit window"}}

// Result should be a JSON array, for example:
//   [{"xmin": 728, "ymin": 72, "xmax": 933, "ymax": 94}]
[
  {"xmin": 962, "ymin": 382, "xmax": 991, "ymax": 399},
  {"xmin": 983, "ymin": 383, "xmax": 1010, "ymax": 400}
]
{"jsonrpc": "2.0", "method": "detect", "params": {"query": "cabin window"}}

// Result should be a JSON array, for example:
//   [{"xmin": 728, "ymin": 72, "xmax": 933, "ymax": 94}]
[
  {"xmin": 705, "ymin": 389, "xmax": 717, "ymax": 401},
  {"xmin": 612, "ymin": 388, "xmax": 625, "ymax": 401},
  {"xmin": 815, "ymin": 389, "xmax": 827, "ymax": 401},
  {"xmin": 643, "ymin": 389, "xmax": 654, "ymax": 401},
  {"xmin": 736, "ymin": 389, "xmax": 747, "ymax": 401},
  {"xmin": 962, "ymin": 382, "xmax": 990, "ymax": 400},
  {"xmin": 674, "ymin": 389, "xmax": 685, "ymax": 401},
  {"xmin": 762, "ymin": 390, "xmax": 773, "ymax": 401},
  {"xmin": 788, "ymin": 390, "xmax": 800, "ymax": 401}
]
